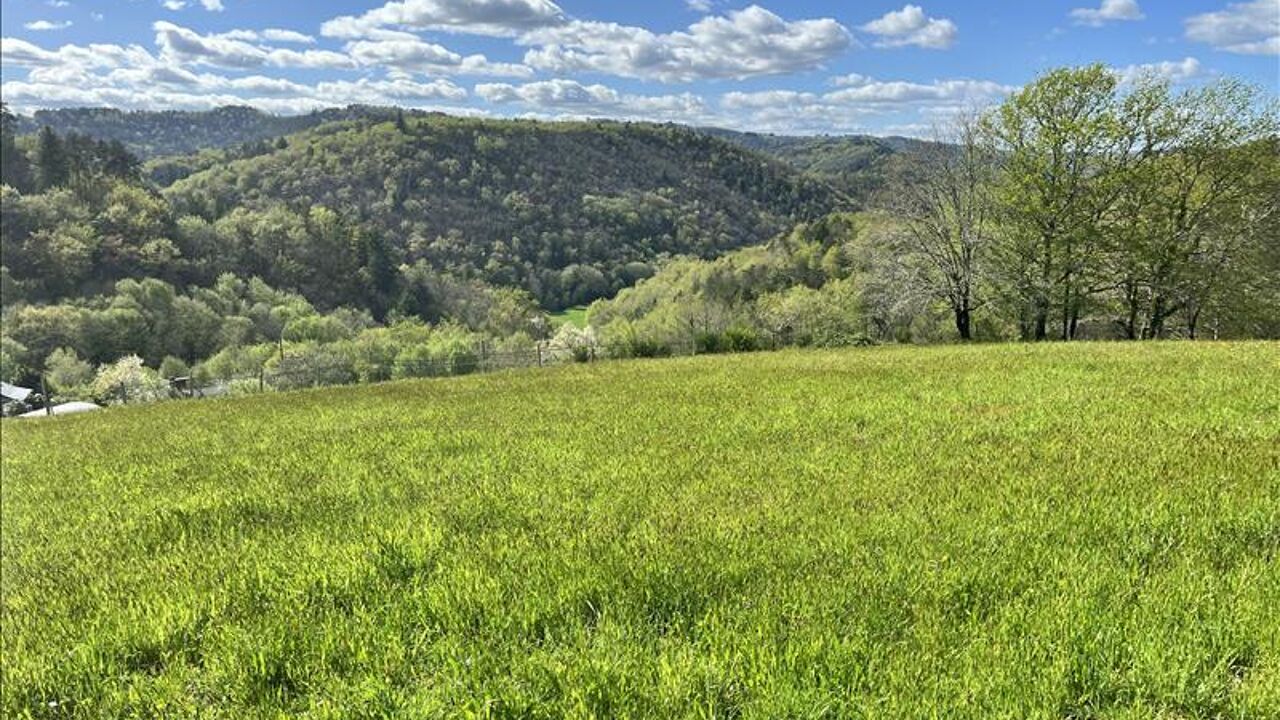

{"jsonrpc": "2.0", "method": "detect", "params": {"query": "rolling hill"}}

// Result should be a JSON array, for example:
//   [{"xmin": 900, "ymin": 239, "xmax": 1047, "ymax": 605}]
[{"xmin": 160, "ymin": 115, "xmax": 843, "ymax": 307}]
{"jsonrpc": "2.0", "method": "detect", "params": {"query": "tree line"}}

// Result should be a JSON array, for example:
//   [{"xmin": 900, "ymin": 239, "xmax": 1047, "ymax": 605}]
[
  {"xmin": 590, "ymin": 66, "xmax": 1279, "ymax": 348},
  {"xmin": 891, "ymin": 65, "xmax": 1277, "ymax": 341}
]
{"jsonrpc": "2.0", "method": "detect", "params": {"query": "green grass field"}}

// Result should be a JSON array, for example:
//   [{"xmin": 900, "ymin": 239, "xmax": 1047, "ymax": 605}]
[
  {"xmin": 549, "ymin": 305, "xmax": 589, "ymax": 329},
  {"xmin": 2, "ymin": 343, "xmax": 1278, "ymax": 718}
]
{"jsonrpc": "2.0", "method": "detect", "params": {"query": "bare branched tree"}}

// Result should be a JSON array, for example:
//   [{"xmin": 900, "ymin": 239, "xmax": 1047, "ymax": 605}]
[{"xmin": 888, "ymin": 111, "xmax": 997, "ymax": 340}]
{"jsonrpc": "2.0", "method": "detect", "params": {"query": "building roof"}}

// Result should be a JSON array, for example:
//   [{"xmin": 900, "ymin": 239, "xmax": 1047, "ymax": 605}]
[
  {"xmin": 1, "ymin": 382, "xmax": 34, "ymax": 403},
  {"xmin": 19, "ymin": 402, "xmax": 101, "ymax": 418}
]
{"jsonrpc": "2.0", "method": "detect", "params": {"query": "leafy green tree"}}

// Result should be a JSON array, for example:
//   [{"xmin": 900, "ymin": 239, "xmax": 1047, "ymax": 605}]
[
  {"xmin": 0, "ymin": 336, "xmax": 29, "ymax": 384},
  {"xmin": 158, "ymin": 355, "xmax": 191, "ymax": 379},
  {"xmin": 44, "ymin": 347, "xmax": 95, "ymax": 397},
  {"xmin": 983, "ymin": 65, "xmax": 1133, "ymax": 340}
]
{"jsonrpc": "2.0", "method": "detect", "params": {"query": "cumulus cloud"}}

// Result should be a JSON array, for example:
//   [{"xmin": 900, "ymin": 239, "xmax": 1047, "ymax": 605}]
[
  {"xmin": 321, "ymin": 0, "xmax": 567, "ymax": 39},
  {"xmin": 153, "ymin": 21, "xmax": 356, "ymax": 69},
  {"xmin": 724, "ymin": 75, "xmax": 1010, "ymax": 111},
  {"xmin": 221, "ymin": 28, "xmax": 317, "ymax": 44},
  {"xmin": 859, "ymin": 5, "xmax": 957, "ymax": 49},
  {"xmin": 1, "ymin": 33, "xmax": 474, "ymax": 117},
  {"xmin": 1070, "ymin": 0, "xmax": 1144, "ymax": 27},
  {"xmin": 713, "ymin": 73, "xmax": 1011, "ymax": 133},
  {"xmin": 474, "ymin": 79, "xmax": 708, "ymax": 123},
  {"xmin": 2, "ymin": 37, "xmax": 158, "ymax": 70},
  {"xmin": 24, "ymin": 20, "xmax": 73, "ymax": 31},
  {"xmin": 520, "ymin": 5, "xmax": 851, "ymax": 82},
  {"xmin": 346, "ymin": 37, "xmax": 532, "ymax": 77},
  {"xmin": 1114, "ymin": 56, "xmax": 1203, "ymax": 84},
  {"xmin": 1184, "ymin": 0, "xmax": 1279, "ymax": 56}
]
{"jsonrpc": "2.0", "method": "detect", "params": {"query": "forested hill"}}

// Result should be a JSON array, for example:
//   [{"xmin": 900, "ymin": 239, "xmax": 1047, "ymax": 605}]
[
  {"xmin": 13, "ymin": 106, "xmax": 412, "ymax": 159},
  {"xmin": 161, "ymin": 115, "xmax": 841, "ymax": 307},
  {"xmin": 13, "ymin": 107, "xmax": 916, "ymax": 201},
  {"xmin": 702, "ymin": 128, "xmax": 937, "ymax": 199}
]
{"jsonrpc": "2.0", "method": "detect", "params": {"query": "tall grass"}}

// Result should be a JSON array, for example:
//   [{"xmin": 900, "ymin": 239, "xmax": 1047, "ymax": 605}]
[{"xmin": 2, "ymin": 342, "xmax": 1277, "ymax": 718}]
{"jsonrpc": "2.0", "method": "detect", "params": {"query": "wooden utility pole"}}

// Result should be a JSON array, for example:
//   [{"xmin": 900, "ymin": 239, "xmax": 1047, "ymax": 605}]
[{"xmin": 40, "ymin": 374, "xmax": 52, "ymax": 416}]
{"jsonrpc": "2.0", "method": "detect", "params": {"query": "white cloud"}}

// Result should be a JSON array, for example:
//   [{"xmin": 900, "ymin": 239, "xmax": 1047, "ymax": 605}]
[
  {"xmin": 221, "ymin": 28, "xmax": 317, "ymax": 44},
  {"xmin": 1184, "ymin": 0, "xmax": 1279, "ymax": 56},
  {"xmin": 47, "ymin": 0, "xmax": 71, "ymax": 7},
  {"xmin": 346, "ymin": 37, "xmax": 532, "ymax": 76},
  {"xmin": 1070, "ymin": 0, "xmax": 1144, "ymax": 27},
  {"xmin": 153, "ymin": 21, "xmax": 357, "ymax": 69},
  {"xmin": 859, "ymin": 5, "xmax": 957, "ymax": 49},
  {"xmin": 724, "ymin": 76, "xmax": 1009, "ymax": 110},
  {"xmin": 2, "ymin": 38, "xmax": 158, "ymax": 69},
  {"xmin": 163, "ymin": 1, "xmax": 187, "ymax": 10},
  {"xmin": 476, "ymin": 79, "xmax": 709, "ymax": 123},
  {"xmin": 24, "ymin": 20, "xmax": 73, "ymax": 31},
  {"xmin": 520, "ymin": 5, "xmax": 851, "ymax": 82},
  {"xmin": 477, "ymin": 78, "xmax": 619, "ymax": 106},
  {"xmin": 711, "ymin": 74, "xmax": 1013, "ymax": 135},
  {"xmin": 201, "ymin": 0, "xmax": 225, "ymax": 11},
  {"xmin": 153, "ymin": 21, "xmax": 267, "ymax": 67},
  {"xmin": 830, "ymin": 72, "xmax": 873, "ymax": 87},
  {"xmin": 322, "ymin": 0, "xmax": 567, "ymax": 39},
  {"xmin": 1114, "ymin": 56, "xmax": 1203, "ymax": 84},
  {"xmin": 686, "ymin": 0, "xmax": 713, "ymax": 11}
]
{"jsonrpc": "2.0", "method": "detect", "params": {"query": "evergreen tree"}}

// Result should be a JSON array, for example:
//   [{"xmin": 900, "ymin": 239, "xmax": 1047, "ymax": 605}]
[
  {"xmin": 0, "ymin": 103, "xmax": 33, "ymax": 192},
  {"xmin": 34, "ymin": 126, "xmax": 69, "ymax": 191}
]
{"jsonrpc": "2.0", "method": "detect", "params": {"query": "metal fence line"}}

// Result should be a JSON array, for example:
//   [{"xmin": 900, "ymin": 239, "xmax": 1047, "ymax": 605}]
[{"xmin": 171, "ymin": 337, "xmax": 719, "ymax": 400}]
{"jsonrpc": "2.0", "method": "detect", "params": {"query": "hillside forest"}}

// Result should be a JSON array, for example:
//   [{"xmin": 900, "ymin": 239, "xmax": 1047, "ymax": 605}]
[{"xmin": 1, "ymin": 64, "xmax": 1276, "ymax": 405}]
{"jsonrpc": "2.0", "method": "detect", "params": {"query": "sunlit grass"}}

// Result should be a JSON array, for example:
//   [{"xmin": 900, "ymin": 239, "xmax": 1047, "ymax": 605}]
[
  {"xmin": 549, "ymin": 305, "xmax": 590, "ymax": 329},
  {"xmin": 2, "ymin": 342, "xmax": 1278, "ymax": 718}
]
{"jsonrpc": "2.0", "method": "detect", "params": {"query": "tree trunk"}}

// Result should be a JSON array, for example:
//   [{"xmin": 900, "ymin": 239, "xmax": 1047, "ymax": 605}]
[
  {"xmin": 955, "ymin": 307, "xmax": 972, "ymax": 341},
  {"xmin": 1033, "ymin": 306, "xmax": 1048, "ymax": 341},
  {"xmin": 1147, "ymin": 296, "xmax": 1168, "ymax": 339}
]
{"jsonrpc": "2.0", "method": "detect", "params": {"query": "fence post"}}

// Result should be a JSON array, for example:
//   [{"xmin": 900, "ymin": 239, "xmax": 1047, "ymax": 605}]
[
  {"xmin": 536, "ymin": 342, "xmax": 544, "ymax": 368},
  {"xmin": 258, "ymin": 368, "xmax": 265, "ymax": 394},
  {"xmin": 40, "ymin": 373, "xmax": 52, "ymax": 416}
]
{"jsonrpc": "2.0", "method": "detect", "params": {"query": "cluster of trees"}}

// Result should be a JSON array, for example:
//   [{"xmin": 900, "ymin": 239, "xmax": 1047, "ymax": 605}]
[
  {"xmin": 1, "ymin": 272, "xmax": 551, "ymax": 407},
  {"xmin": 892, "ymin": 66, "xmax": 1278, "ymax": 341},
  {"xmin": 2, "ymin": 106, "xmax": 139, "ymax": 194},
  {"xmin": 588, "ymin": 214, "xmax": 947, "ymax": 352},
  {"xmin": 592, "ymin": 67, "xmax": 1279, "ymax": 348}
]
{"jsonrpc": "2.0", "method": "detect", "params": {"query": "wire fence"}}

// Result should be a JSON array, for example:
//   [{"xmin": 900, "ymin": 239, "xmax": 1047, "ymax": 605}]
[{"xmin": 169, "ymin": 337, "xmax": 716, "ymax": 401}]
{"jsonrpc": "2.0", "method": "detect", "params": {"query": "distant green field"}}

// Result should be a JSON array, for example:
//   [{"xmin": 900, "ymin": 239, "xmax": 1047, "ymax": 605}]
[
  {"xmin": 3, "ymin": 343, "xmax": 1278, "ymax": 718},
  {"xmin": 550, "ymin": 305, "xmax": 589, "ymax": 328}
]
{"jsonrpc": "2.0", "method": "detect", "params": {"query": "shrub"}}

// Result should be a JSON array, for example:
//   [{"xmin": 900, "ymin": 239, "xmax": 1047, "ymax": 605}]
[
  {"xmin": 45, "ymin": 347, "xmax": 95, "ymax": 397},
  {"xmin": 158, "ymin": 355, "xmax": 190, "ymax": 379},
  {"xmin": 266, "ymin": 344, "xmax": 356, "ymax": 390},
  {"xmin": 723, "ymin": 325, "xmax": 760, "ymax": 352},
  {"xmin": 91, "ymin": 355, "xmax": 168, "ymax": 405}
]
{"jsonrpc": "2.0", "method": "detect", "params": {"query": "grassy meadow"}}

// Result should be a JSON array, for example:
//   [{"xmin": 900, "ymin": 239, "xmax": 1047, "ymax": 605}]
[
  {"xmin": 548, "ymin": 305, "xmax": 590, "ymax": 329},
  {"xmin": 2, "ymin": 342, "xmax": 1278, "ymax": 718}
]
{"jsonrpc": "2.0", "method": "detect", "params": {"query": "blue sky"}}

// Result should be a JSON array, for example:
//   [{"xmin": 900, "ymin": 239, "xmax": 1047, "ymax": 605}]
[{"xmin": 2, "ymin": 0, "xmax": 1277, "ymax": 135}]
